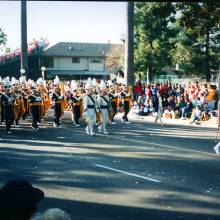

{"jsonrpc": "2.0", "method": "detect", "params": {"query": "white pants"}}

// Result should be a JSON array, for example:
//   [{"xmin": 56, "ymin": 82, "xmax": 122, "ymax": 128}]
[
  {"xmin": 100, "ymin": 109, "xmax": 109, "ymax": 132},
  {"xmin": 85, "ymin": 109, "xmax": 96, "ymax": 134},
  {"xmin": 155, "ymin": 107, "xmax": 163, "ymax": 124}
]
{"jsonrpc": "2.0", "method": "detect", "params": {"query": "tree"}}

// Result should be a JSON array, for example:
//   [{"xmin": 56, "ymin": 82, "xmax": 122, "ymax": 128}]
[
  {"xmin": 177, "ymin": 2, "xmax": 220, "ymax": 81},
  {"xmin": 0, "ymin": 28, "xmax": 7, "ymax": 45},
  {"xmin": 134, "ymin": 2, "xmax": 177, "ymax": 82},
  {"xmin": 105, "ymin": 44, "xmax": 124, "ymax": 75}
]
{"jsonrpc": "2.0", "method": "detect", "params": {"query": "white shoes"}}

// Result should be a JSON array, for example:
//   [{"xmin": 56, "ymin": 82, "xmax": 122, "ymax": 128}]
[
  {"xmin": 103, "ymin": 131, "xmax": 109, "ymax": 135},
  {"xmin": 125, "ymin": 121, "xmax": 130, "ymax": 124},
  {"xmin": 214, "ymin": 143, "xmax": 220, "ymax": 155},
  {"xmin": 90, "ymin": 132, "xmax": 95, "ymax": 136},
  {"xmin": 111, "ymin": 121, "xmax": 116, "ymax": 124},
  {"xmin": 121, "ymin": 119, "xmax": 125, "ymax": 123},
  {"xmin": 7, "ymin": 131, "xmax": 11, "ymax": 134},
  {"xmin": 15, "ymin": 125, "xmax": 21, "ymax": 128},
  {"xmin": 31, "ymin": 126, "xmax": 39, "ymax": 131},
  {"xmin": 98, "ymin": 125, "xmax": 103, "ymax": 133},
  {"xmin": 85, "ymin": 126, "xmax": 90, "ymax": 135},
  {"xmin": 75, "ymin": 124, "xmax": 80, "ymax": 127}
]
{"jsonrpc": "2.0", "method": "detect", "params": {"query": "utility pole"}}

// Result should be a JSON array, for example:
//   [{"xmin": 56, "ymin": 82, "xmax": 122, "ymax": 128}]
[
  {"xmin": 125, "ymin": 2, "xmax": 134, "ymax": 86},
  {"xmin": 21, "ymin": 0, "xmax": 28, "ymax": 78}
]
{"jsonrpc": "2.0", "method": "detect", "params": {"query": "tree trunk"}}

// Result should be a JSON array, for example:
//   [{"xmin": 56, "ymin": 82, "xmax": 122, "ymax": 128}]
[
  {"xmin": 148, "ymin": 64, "xmax": 153, "ymax": 82},
  {"xmin": 205, "ymin": 27, "xmax": 211, "ymax": 82},
  {"xmin": 125, "ymin": 2, "xmax": 134, "ymax": 86},
  {"xmin": 21, "ymin": 0, "xmax": 28, "ymax": 78}
]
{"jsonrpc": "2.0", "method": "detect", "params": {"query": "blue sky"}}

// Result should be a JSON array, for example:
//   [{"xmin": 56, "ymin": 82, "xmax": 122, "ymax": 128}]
[{"xmin": 0, "ymin": 1, "xmax": 126, "ymax": 50}]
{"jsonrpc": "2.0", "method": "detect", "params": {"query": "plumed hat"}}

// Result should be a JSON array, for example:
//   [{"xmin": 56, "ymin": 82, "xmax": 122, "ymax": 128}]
[
  {"xmin": 19, "ymin": 76, "xmax": 27, "ymax": 84},
  {"xmin": 3, "ymin": 77, "xmax": 11, "ymax": 88},
  {"xmin": 85, "ymin": 77, "xmax": 93, "ymax": 90},
  {"xmin": 71, "ymin": 80, "xmax": 78, "ymax": 91},
  {"xmin": 54, "ymin": 75, "xmax": 60, "ymax": 86},
  {"xmin": 11, "ymin": 77, "xmax": 19, "ymax": 86},
  {"xmin": 99, "ymin": 80, "xmax": 107, "ymax": 90},
  {"xmin": 36, "ymin": 77, "xmax": 44, "ymax": 86}
]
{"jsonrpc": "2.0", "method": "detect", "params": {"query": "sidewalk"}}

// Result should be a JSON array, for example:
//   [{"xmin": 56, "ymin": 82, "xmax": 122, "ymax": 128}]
[{"xmin": 125, "ymin": 111, "xmax": 218, "ymax": 128}]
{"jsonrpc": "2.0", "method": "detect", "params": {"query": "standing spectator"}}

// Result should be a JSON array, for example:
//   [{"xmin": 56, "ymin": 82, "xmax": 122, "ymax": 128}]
[
  {"xmin": 134, "ymin": 82, "xmax": 142, "ymax": 101},
  {"xmin": 154, "ymin": 91, "xmax": 165, "ymax": 126},
  {"xmin": 214, "ymin": 99, "xmax": 220, "ymax": 154},
  {"xmin": 145, "ymin": 84, "xmax": 152, "ymax": 100}
]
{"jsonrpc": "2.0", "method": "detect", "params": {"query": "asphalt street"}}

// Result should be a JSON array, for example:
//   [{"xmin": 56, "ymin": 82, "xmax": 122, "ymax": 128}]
[{"xmin": 0, "ymin": 110, "xmax": 220, "ymax": 220}]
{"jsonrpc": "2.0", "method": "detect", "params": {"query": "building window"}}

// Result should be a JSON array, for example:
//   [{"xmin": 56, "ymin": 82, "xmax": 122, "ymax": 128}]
[
  {"xmin": 41, "ymin": 57, "xmax": 54, "ymax": 68},
  {"xmin": 90, "ymin": 58, "xmax": 102, "ymax": 63},
  {"xmin": 72, "ymin": 57, "xmax": 80, "ymax": 63}
]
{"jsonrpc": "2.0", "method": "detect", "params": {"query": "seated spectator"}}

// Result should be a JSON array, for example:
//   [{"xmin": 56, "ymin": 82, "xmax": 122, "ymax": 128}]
[
  {"xmin": 194, "ymin": 97, "xmax": 204, "ymax": 108},
  {"xmin": 207, "ymin": 85, "xmax": 217, "ymax": 102},
  {"xmin": 167, "ymin": 96, "xmax": 177, "ymax": 119},
  {"xmin": 176, "ymin": 96, "xmax": 186, "ymax": 118},
  {"xmin": 0, "ymin": 180, "xmax": 44, "ymax": 220},
  {"xmin": 181, "ymin": 98, "xmax": 193, "ymax": 119},
  {"xmin": 190, "ymin": 106, "xmax": 202, "ymax": 124},
  {"xmin": 138, "ymin": 99, "xmax": 154, "ymax": 116},
  {"xmin": 32, "ymin": 208, "xmax": 71, "ymax": 220},
  {"xmin": 133, "ymin": 101, "xmax": 140, "ymax": 114}
]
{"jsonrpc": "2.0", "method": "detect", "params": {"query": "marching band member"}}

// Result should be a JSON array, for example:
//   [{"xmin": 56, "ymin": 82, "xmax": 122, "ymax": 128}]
[
  {"xmin": 51, "ymin": 76, "xmax": 64, "ymax": 128},
  {"xmin": 20, "ymin": 76, "xmax": 31, "ymax": 120},
  {"xmin": 0, "ymin": 77, "xmax": 15, "ymax": 133},
  {"xmin": 70, "ymin": 80, "xmax": 82, "ymax": 127},
  {"xmin": 97, "ymin": 80, "xmax": 110, "ymax": 134},
  {"xmin": 83, "ymin": 78, "xmax": 98, "ymax": 136},
  {"xmin": 108, "ymin": 83, "xmax": 118, "ymax": 124},
  {"xmin": 11, "ymin": 77, "xmax": 23, "ymax": 128},
  {"xmin": 29, "ymin": 83, "xmax": 43, "ymax": 131},
  {"xmin": 120, "ymin": 85, "xmax": 132, "ymax": 123}
]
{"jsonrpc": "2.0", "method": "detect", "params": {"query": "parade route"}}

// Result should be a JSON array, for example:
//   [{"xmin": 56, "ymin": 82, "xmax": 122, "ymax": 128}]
[{"xmin": 0, "ymin": 110, "xmax": 220, "ymax": 220}]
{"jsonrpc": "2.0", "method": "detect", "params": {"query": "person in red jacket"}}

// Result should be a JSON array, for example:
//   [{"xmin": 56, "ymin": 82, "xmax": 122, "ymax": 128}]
[{"xmin": 134, "ymin": 82, "xmax": 142, "ymax": 101}]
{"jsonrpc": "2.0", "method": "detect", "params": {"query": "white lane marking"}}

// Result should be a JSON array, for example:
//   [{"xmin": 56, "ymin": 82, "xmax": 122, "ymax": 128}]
[{"xmin": 94, "ymin": 163, "xmax": 161, "ymax": 183}]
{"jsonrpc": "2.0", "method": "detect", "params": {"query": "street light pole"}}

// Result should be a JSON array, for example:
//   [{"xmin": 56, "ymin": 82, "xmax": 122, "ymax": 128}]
[
  {"xmin": 21, "ymin": 0, "xmax": 28, "ymax": 78},
  {"xmin": 41, "ymin": 66, "xmax": 46, "ymax": 80},
  {"xmin": 125, "ymin": 2, "xmax": 134, "ymax": 86}
]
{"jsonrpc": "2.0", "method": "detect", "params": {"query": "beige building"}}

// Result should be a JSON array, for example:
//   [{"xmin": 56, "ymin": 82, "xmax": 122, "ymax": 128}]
[{"xmin": 40, "ymin": 42, "xmax": 122, "ymax": 80}]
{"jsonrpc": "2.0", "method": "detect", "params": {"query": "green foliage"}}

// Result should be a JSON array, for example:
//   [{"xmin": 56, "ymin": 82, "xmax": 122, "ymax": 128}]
[
  {"xmin": 0, "ymin": 28, "xmax": 7, "ymax": 45},
  {"xmin": 134, "ymin": 2, "xmax": 220, "ymax": 82},
  {"xmin": 134, "ymin": 2, "xmax": 177, "ymax": 81},
  {"xmin": 174, "ymin": 2, "xmax": 220, "ymax": 81}
]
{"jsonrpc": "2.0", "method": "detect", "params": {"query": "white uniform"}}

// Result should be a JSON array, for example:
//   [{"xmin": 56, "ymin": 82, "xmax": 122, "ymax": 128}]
[
  {"xmin": 83, "ymin": 94, "xmax": 97, "ymax": 135},
  {"xmin": 97, "ymin": 95, "xmax": 109, "ymax": 133},
  {"xmin": 154, "ymin": 96, "xmax": 164, "ymax": 124}
]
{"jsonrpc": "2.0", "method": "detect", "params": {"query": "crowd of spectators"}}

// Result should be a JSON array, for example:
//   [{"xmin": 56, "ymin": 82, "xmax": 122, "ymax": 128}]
[
  {"xmin": 133, "ymin": 80, "xmax": 218, "ymax": 124},
  {"xmin": 0, "ymin": 38, "xmax": 49, "ymax": 64}
]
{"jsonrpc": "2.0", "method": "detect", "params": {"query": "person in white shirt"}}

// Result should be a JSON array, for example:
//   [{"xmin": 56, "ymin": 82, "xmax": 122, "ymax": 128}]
[
  {"xmin": 154, "ymin": 91, "xmax": 165, "ymax": 126},
  {"xmin": 214, "ymin": 100, "xmax": 220, "ymax": 154},
  {"xmin": 97, "ymin": 80, "xmax": 110, "ymax": 134},
  {"xmin": 83, "ymin": 78, "xmax": 98, "ymax": 136}
]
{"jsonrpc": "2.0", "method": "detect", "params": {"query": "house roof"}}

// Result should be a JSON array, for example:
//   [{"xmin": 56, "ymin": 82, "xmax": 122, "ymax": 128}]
[
  {"xmin": 47, "ymin": 70, "xmax": 108, "ymax": 76},
  {"xmin": 42, "ymin": 42, "xmax": 122, "ymax": 57}
]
